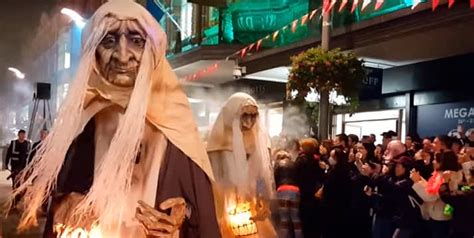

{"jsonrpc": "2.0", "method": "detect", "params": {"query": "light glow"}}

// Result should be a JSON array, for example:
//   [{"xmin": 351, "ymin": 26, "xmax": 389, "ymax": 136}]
[
  {"xmin": 7, "ymin": 67, "xmax": 25, "ymax": 79},
  {"xmin": 55, "ymin": 223, "xmax": 103, "ymax": 238},
  {"xmin": 64, "ymin": 52, "xmax": 71, "ymax": 69},
  {"xmin": 228, "ymin": 202, "xmax": 258, "ymax": 236},
  {"xmin": 61, "ymin": 8, "xmax": 86, "ymax": 28}
]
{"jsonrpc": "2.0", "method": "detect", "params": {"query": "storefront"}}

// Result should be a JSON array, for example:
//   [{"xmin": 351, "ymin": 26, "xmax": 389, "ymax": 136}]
[{"xmin": 333, "ymin": 53, "xmax": 474, "ymax": 141}]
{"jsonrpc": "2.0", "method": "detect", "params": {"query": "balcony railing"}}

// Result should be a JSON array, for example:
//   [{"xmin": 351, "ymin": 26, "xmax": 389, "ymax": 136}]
[{"xmin": 154, "ymin": 0, "xmax": 422, "ymax": 58}]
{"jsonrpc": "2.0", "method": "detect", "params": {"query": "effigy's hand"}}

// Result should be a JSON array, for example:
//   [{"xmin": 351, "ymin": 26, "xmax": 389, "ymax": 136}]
[
  {"xmin": 53, "ymin": 192, "xmax": 85, "ymax": 227},
  {"xmin": 251, "ymin": 199, "xmax": 270, "ymax": 221},
  {"xmin": 135, "ymin": 198, "xmax": 186, "ymax": 238}
]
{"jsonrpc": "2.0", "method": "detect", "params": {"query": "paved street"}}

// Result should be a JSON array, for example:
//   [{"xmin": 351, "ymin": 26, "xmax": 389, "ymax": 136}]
[{"xmin": 0, "ymin": 169, "xmax": 45, "ymax": 238}]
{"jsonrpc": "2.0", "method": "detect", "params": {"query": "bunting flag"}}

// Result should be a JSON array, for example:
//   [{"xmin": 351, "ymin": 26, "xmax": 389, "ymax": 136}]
[
  {"xmin": 375, "ymin": 0, "xmax": 384, "ymax": 10},
  {"xmin": 339, "ymin": 0, "xmax": 349, "ymax": 12},
  {"xmin": 448, "ymin": 0, "xmax": 455, "ymax": 8},
  {"xmin": 351, "ymin": 0, "xmax": 360, "ymax": 13},
  {"xmin": 272, "ymin": 31, "xmax": 280, "ymax": 41},
  {"xmin": 248, "ymin": 43, "xmax": 255, "ymax": 52},
  {"xmin": 301, "ymin": 14, "xmax": 309, "ymax": 25},
  {"xmin": 256, "ymin": 39, "xmax": 263, "ymax": 51},
  {"xmin": 330, "ymin": 0, "xmax": 337, "ymax": 11},
  {"xmin": 362, "ymin": 0, "xmax": 372, "ymax": 11},
  {"xmin": 412, "ymin": 0, "xmax": 422, "ymax": 9},
  {"xmin": 240, "ymin": 47, "xmax": 247, "ymax": 58},
  {"xmin": 309, "ymin": 9, "xmax": 318, "ymax": 20},
  {"xmin": 181, "ymin": 3, "xmax": 474, "ymax": 83},
  {"xmin": 323, "ymin": 0, "xmax": 330, "ymax": 13},
  {"xmin": 291, "ymin": 19, "xmax": 298, "ymax": 32},
  {"xmin": 432, "ymin": 0, "xmax": 439, "ymax": 10}
]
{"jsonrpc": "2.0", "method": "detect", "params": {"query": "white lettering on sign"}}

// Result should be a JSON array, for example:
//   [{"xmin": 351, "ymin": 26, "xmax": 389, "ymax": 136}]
[
  {"xmin": 444, "ymin": 107, "xmax": 474, "ymax": 119},
  {"xmin": 363, "ymin": 77, "xmax": 379, "ymax": 86}
]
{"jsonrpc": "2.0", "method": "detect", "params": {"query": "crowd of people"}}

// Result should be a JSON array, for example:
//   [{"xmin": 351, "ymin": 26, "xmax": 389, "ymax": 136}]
[{"xmin": 272, "ymin": 130, "xmax": 474, "ymax": 238}]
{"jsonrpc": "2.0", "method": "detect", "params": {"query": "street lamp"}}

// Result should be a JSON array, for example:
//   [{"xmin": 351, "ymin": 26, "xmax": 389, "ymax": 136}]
[
  {"xmin": 60, "ymin": 8, "xmax": 86, "ymax": 28},
  {"xmin": 7, "ymin": 67, "xmax": 25, "ymax": 79}
]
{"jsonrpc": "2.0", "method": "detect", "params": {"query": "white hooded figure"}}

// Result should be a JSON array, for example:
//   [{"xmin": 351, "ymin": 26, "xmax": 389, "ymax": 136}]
[
  {"xmin": 11, "ymin": 1, "xmax": 220, "ymax": 237},
  {"xmin": 207, "ymin": 93, "xmax": 276, "ymax": 238}
]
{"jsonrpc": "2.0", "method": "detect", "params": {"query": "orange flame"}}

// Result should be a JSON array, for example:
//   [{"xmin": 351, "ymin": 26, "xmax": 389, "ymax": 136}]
[{"xmin": 55, "ymin": 224, "xmax": 103, "ymax": 238}]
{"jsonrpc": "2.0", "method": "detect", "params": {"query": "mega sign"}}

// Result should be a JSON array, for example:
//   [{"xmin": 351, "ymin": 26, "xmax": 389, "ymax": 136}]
[{"xmin": 417, "ymin": 101, "xmax": 474, "ymax": 137}]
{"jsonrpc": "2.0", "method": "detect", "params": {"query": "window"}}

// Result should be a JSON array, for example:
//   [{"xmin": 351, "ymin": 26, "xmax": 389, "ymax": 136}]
[
  {"xmin": 180, "ymin": 2, "xmax": 193, "ymax": 40},
  {"xmin": 267, "ymin": 107, "xmax": 283, "ymax": 137},
  {"xmin": 64, "ymin": 52, "xmax": 71, "ymax": 69}
]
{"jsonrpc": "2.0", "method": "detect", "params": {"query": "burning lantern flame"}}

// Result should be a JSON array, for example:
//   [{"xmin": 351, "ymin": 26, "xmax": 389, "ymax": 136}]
[
  {"xmin": 228, "ymin": 202, "xmax": 258, "ymax": 237},
  {"xmin": 55, "ymin": 224, "xmax": 103, "ymax": 238}
]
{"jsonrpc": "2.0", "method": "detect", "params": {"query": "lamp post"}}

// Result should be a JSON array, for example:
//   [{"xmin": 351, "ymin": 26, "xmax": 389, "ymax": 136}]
[
  {"xmin": 7, "ymin": 67, "xmax": 25, "ymax": 79},
  {"xmin": 60, "ymin": 8, "xmax": 86, "ymax": 28},
  {"xmin": 318, "ymin": 10, "xmax": 331, "ymax": 140}
]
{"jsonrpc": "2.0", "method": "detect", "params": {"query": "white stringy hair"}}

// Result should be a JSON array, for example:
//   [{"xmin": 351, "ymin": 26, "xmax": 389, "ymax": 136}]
[
  {"xmin": 231, "ymin": 111, "xmax": 274, "ymax": 199},
  {"xmin": 72, "ymin": 40, "xmax": 153, "ymax": 229},
  {"xmin": 12, "ymin": 10, "xmax": 163, "ymax": 230},
  {"xmin": 9, "ymin": 19, "xmax": 110, "ymax": 231}
]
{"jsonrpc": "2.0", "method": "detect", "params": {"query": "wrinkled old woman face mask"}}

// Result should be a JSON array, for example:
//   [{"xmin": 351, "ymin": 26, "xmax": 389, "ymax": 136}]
[
  {"xmin": 96, "ymin": 19, "xmax": 146, "ymax": 87},
  {"xmin": 240, "ymin": 105, "xmax": 258, "ymax": 131}
]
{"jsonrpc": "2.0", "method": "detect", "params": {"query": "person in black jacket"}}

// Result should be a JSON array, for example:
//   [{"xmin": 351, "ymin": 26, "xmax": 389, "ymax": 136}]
[
  {"xmin": 439, "ymin": 171, "xmax": 474, "ymax": 238},
  {"xmin": 29, "ymin": 129, "xmax": 48, "ymax": 164},
  {"xmin": 3, "ymin": 129, "xmax": 31, "ymax": 209},
  {"xmin": 370, "ymin": 140, "xmax": 408, "ymax": 238},
  {"xmin": 295, "ymin": 138, "xmax": 325, "ymax": 238},
  {"xmin": 319, "ymin": 148, "xmax": 352, "ymax": 238},
  {"xmin": 391, "ymin": 156, "xmax": 423, "ymax": 238},
  {"xmin": 349, "ymin": 142, "xmax": 380, "ymax": 238},
  {"xmin": 3, "ymin": 130, "xmax": 31, "ymax": 188}
]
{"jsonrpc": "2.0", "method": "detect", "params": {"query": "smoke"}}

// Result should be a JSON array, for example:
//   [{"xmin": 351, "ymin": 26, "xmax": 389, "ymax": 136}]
[
  {"xmin": 184, "ymin": 84, "xmax": 310, "ymax": 144},
  {"xmin": 282, "ymin": 105, "xmax": 310, "ymax": 139},
  {"xmin": 0, "ymin": 7, "xmax": 65, "ymax": 145}
]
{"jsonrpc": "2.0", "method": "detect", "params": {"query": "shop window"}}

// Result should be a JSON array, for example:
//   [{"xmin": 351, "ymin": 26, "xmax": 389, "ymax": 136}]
[
  {"xmin": 336, "ymin": 109, "xmax": 405, "ymax": 143},
  {"xmin": 180, "ymin": 2, "xmax": 193, "ymax": 40},
  {"xmin": 267, "ymin": 107, "xmax": 283, "ymax": 137}
]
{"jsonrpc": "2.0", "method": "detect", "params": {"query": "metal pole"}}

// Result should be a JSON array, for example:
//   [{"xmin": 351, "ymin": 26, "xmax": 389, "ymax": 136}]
[{"xmin": 318, "ymin": 10, "xmax": 331, "ymax": 140}]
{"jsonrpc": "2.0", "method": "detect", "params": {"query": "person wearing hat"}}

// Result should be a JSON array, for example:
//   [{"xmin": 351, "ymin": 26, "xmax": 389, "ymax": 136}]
[{"xmin": 381, "ymin": 131, "xmax": 398, "ymax": 148}]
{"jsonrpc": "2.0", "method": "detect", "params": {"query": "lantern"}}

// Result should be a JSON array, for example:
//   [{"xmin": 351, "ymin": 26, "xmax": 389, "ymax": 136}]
[{"xmin": 228, "ymin": 202, "xmax": 258, "ymax": 236}]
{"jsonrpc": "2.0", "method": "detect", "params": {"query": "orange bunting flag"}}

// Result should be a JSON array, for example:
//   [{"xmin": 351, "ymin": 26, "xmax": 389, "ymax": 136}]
[
  {"xmin": 291, "ymin": 19, "xmax": 298, "ymax": 32},
  {"xmin": 256, "ymin": 39, "xmax": 263, "ymax": 51},
  {"xmin": 351, "ymin": 0, "xmax": 360, "ymax": 13},
  {"xmin": 362, "ymin": 0, "xmax": 371, "ymax": 11},
  {"xmin": 375, "ymin": 0, "xmax": 384, "ymax": 10},
  {"xmin": 301, "ymin": 14, "xmax": 309, "ymax": 26},
  {"xmin": 248, "ymin": 43, "xmax": 255, "ymax": 51},
  {"xmin": 448, "ymin": 0, "xmax": 455, "ymax": 8},
  {"xmin": 309, "ymin": 9, "xmax": 318, "ymax": 20},
  {"xmin": 339, "ymin": 0, "xmax": 349, "ymax": 12},
  {"xmin": 272, "ymin": 31, "xmax": 280, "ymax": 41},
  {"xmin": 240, "ymin": 47, "xmax": 247, "ymax": 58}
]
